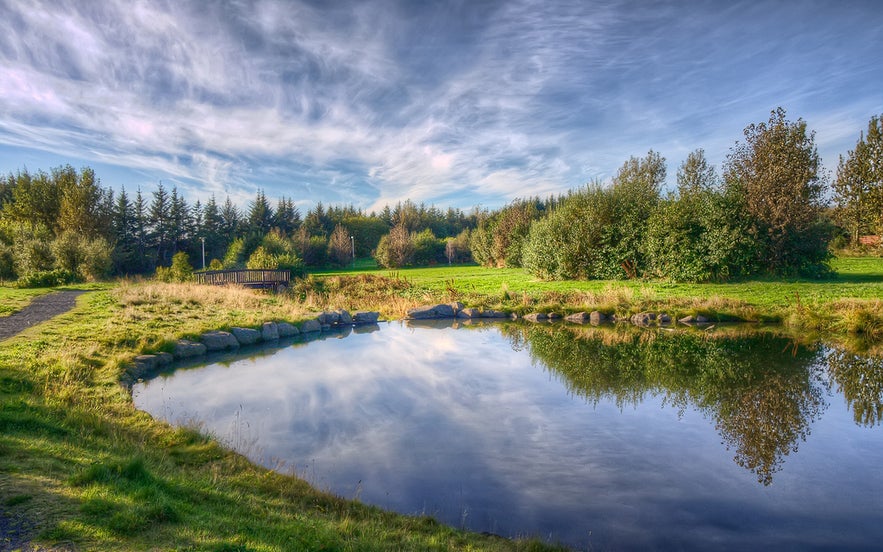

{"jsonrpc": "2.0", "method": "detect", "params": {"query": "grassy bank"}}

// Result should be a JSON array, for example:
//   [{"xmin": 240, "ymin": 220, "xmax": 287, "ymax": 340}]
[
  {"xmin": 0, "ymin": 282, "xmax": 563, "ymax": 551},
  {"xmin": 3, "ymin": 257, "xmax": 882, "ymax": 550},
  {"xmin": 307, "ymin": 256, "xmax": 883, "ymax": 337}
]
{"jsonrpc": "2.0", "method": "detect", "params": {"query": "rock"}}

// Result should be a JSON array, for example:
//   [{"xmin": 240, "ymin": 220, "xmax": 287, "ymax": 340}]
[
  {"xmin": 481, "ymin": 309, "xmax": 508, "ymax": 318},
  {"xmin": 696, "ymin": 315, "xmax": 710, "ymax": 323},
  {"xmin": 336, "ymin": 309, "xmax": 353, "ymax": 325},
  {"xmin": 658, "ymin": 314, "xmax": 672, "ymax": 324},
  {"xmin": 565, "ymin": 312, "xmax": 590, "ymax": 323},
  {"xmin": 317, "ymin": 311, "xmax": 340, "ymax": 325},
  {"xmin": 407, "ymin": 304, "xmax": 456, "ymax": 319},
  {"xmin": 457, "ymin": 308, "xmax": 481, "ymax": 319},
  {"xmin": 173, "ymin": 339, "xmax": 207, "ymax": 359},
  {"xmin": 231, "ymin": 327, "xmax": 261, "ymax": 345},
  {"xmin": 589, "ymin": 311, "xmax": 607, "ymax": 325},
  {"xmin": 353, "ymin": 323, "xmax": 381, "ymax": 334},
  {"xmin": 261, "ymin": 322, "xmax": 279, "ymax": 341},
  {"xmin": 133, "ymin": 354, "xmax": 159, "ymax": 372},
  {"xmin": 301, "ymin": 319, "xmax": 322, "ymax": 333},
  {"xmin": 548, "ymin": 312, "xmax": 562, "ymax": 320},
  {"xmin": 678, "ymin": 315, "xmax": 695, "ymax": 324},
  {"xmin": 321, "ymin": 324, "xmax": 332, "ymax": 331},
  {"xmin": 631, "ymin": 312, "xmax": 654, "ymax": 326},
  {"xmin": 523, "ymin": 313, "xmax": 548, "ymax": 323},
  {"xmin": 352, "ymin": 311, "xmax": 380, "ymax": 325},
  {"xmin": 276, "ymin": 322, "xmax": 299, "ymax": 337},
  {"xmin": 201, "ymin": 330, "xmax": 240, "ymax": 351},
  {"xmin": 450, "ymin": 302, "xmax": 464, "ymax": 314},
  {"xmin": 156, "ymin": 352, "xmax": 174, "ymax": 366}
]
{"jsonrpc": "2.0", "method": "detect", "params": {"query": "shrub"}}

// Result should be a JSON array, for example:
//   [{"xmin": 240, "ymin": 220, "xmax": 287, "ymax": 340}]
[{"xmin": 16, "ymin": 268, "xmax": 80, "ymax": 288}]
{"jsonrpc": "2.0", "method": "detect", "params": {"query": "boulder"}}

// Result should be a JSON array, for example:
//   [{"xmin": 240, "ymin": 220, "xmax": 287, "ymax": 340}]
[
  {"xmin": 480, "ymin": 309, "xmax": 508, "ymax": 318},
  {"xmin": 173, "ymin": 339, "xmax": 207, "ymax": 359},
  {"xmin": 276, "ymin": 322, "xmax": 299, "ymax": 337},
  {"xmin": 565, "ymin": 312, "xmax": 589, "ymax": 323},
  {"xmin": 630, "ymin": 312, "xmax": 653, "ymax": 326},
  {"xmin": 156, "ymin": 352, "xmax": 174, "ymax": 366},
  {"xmin": 523, "ymin": 313, "xmax": 548, "ymax": 323},
  {"xmin": 317, "ymin": 311, "xmax": 340, "ymax": 325},
  {"xmin": 407, "ymin": 304, "xmax": 456, "ymax": 319},
  {"xmin": 548, "ymin": 312, "xmax": 562, "ymax": 320},
  {"xmin": 261, "ymin": 322, "xmax": 279, "ymax": 341},
  {"xmin": 336, "ymin": 309, "xmax": 353, "ymax": 325},
  {"xmin": 589, "ymin": 311, "xmax": 607, "ymax": 325},
  {"xmin": 352, "ymin": 311, "xmax": 380, "ymax": 325},
  {"xmin": 231, "ymin": 327, "xmax": 261, "ymax": 345},
  {"xmin": 133, "ymin": 354, "xmax": 160, "ymax": 372},
  {"xmin": 457, "ymin": 308, "xmax": 481, "ymax": 319},
  {"xmin": 678, "ymin": 315, "xmax": 696, "ymax": 324},
  {"xmin": 301, "ymin": 319, "xmax": 322, "ymax": 333},
  {"xmin": 696, "ymin": 315, "xmax": 710, "ymax": 323},
  {"xmin": 658, "ymin": 314, "xmax": 672, "ymax": 325},
  {"xmin": 450, "ymin": 302, "xmax": 464, "ymax": 314},
  {"xmin": 201, "ymin": 330, "xmax": 240, "ymax": 351}
]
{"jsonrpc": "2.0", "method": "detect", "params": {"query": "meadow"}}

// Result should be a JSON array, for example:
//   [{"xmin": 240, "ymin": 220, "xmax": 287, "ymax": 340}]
[{"xmin": 1, "ymin": 256, "xmax": 882, "ymax": 550}]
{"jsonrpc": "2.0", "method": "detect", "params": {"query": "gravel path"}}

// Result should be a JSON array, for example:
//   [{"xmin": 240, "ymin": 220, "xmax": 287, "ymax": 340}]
[
  {"xmin": 0, "ymin": 290, "xmax": 88, "ymax": 342},
  {"xmin": 1, "ymin": 290, "xmax": 87, "ymax": 550}
]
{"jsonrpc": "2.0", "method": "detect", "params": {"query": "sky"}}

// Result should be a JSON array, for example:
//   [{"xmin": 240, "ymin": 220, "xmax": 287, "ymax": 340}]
[{"xmin": 1, "ymin": 0, "xmax": 882, "ymax": 213}]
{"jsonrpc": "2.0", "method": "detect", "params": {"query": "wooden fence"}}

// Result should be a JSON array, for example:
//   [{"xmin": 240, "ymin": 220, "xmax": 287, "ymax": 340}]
[{"xmin": 194, "ymin": 269, "xmax": 291, "ymax": 290}]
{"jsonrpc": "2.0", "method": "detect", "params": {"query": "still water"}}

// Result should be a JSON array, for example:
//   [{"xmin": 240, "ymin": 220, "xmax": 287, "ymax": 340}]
[{"xmin": 133, "ymin": 321, "xmax": 883, "ymax": 550}]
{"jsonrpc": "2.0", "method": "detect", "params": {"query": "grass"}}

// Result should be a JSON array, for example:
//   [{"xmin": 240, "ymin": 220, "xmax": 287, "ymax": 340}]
[
  {"xmin": 0, "ymin": 281, "xmax": 565, "ymax": 551},
  {"xmin": 307, "ymin": 257, "xmax": 883, "ymax": 334},
  {"xmin": 2, "ymin": 256, "xmax": 883, "ymax": 550}
]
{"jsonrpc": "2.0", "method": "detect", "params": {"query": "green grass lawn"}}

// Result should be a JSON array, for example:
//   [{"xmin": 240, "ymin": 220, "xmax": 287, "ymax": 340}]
[{"xmin": 311, "ymin": 256, "xmax": 883, "ymax": 311}]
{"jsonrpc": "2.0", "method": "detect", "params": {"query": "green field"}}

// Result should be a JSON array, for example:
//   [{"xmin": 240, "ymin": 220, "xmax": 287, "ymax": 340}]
[{"xmin": 1, "ymin": 257, "xmax": 882, "ymax": 551}]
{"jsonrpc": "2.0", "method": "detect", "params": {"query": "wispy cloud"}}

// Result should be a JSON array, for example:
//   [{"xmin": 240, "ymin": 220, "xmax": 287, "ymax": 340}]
[{"xmin": 0, "ymin": 0, "xmax": 881, "ymax": 209}]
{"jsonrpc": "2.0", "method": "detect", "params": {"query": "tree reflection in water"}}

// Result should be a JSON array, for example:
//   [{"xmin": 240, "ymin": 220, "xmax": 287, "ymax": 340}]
[
  {"xmin": 827, "ymin": 348, "xmax": 883, "ymax": 427},
  {"xmin": 501, "ymin": 324, "xmax": 834, "ymax": 485}
]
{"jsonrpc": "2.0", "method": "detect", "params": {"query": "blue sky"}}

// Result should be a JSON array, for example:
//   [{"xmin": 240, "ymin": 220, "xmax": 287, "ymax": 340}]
[{"xmin": 1, "ymin": 0, "xmax": 881, "ymax": 213}]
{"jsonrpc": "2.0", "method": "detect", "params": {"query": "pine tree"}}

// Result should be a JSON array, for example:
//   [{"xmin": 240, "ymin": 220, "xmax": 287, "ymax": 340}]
[{"xmin": 149, "ymin": 182, "xmax": 171, "ymax": 266}]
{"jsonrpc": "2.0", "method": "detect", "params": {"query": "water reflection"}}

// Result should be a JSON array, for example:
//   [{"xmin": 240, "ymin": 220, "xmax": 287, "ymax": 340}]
[
  {"xmin": 502, "ymin": 325, "xmax": 829, "ymax": 485},
  {"xmin": 133, "ymin": 322, "xmax": 883, "ymax": 550}
]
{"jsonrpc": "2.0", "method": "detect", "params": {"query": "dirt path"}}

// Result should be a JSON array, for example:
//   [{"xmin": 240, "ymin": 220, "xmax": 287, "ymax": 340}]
[{"xmin": 0, "ymin": 290, "xmax": 88, "ymax": 342}]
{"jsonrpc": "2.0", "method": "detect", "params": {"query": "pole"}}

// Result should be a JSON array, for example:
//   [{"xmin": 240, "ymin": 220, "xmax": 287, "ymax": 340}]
[
  {"xmin": 200, "ymin": 237, "xmax": 206, "ymax": 270},
  {"xmin": 350, "ymin": 235, "xmax": 355, "ymax": 268}
]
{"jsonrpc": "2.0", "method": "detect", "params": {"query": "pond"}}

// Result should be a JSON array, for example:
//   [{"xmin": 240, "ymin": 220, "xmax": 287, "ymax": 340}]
[{"xmin": 133, "ymin": 321, "xmax": 883, "ymax": 550}]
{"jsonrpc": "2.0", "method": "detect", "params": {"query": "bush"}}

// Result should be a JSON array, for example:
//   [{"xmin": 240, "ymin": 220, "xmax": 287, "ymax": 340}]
[
  {"xmin": 16, "ymin": 269, "xmax": 80, "ymax": 288},
  {"xmin": 156, "ymin": 252, "xmax": 193, "ymax": 282}
]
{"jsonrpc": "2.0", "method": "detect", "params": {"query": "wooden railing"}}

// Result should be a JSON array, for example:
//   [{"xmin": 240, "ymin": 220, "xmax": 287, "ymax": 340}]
[{"xmin": 194, "ymin": 269, "xmax": 291, "ymax": 289}]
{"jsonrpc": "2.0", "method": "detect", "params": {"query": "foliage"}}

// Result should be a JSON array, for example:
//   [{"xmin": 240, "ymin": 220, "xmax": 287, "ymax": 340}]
[
  {"xmin": 374, "ymin": 223, "xmax": 415, "ymax": 268},
  {"xmin": 833, "ymin": 114, "xmax": 883, "ymax": 244},
  {"xmin": 222, "ymin": 237, "xmax": 247, "ymax": 269},
  {"xmin": 645, "ymin": 150, "xmax": 759, "ymax": 282},
  {"xmin": 724, "ymin": 107, "xmax": 831, "ymax": 276},
  {"xmin": 15, "ymin": 268, "xmax": 80, "ymax": 288},
  {"xmin": 155, "ymin": 251, "xmax": 193, "ymax": 282},
  {"xmin": 412, "ymin": 228, "xmax": 445, "ymax": 265},
  {"xmin": 469, "ymin": 199, "xmax": 551, "ymax": 268},
  {"xmin": 327, "ymin": 224, "xmax": 353, "ymax": 267},
  {"xmin": 51, "ymin": 231, "xmax": 113, "ymax": 281}
]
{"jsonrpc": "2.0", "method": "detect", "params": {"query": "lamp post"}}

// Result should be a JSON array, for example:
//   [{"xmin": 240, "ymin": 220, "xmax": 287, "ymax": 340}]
[
  {"xmin": 200, "ymin": 237, "xmax": 205, "ymax": 270},
  {"xmin": 350, "ymin": 235, "xmax": 355, "ymax": 269}
]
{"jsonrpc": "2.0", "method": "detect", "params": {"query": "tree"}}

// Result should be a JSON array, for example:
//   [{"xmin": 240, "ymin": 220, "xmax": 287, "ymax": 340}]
[
  {"xmin": 56, "ymin": 165, "xmax": 107, "ymax": 239},
  {"xmin": 724, "ymin": 108, "xmax": 830, "ymax": 276},
  {"xmin": 247, "ymin": 189, "xmax": 274, "ymax": 236},
  {"xmin": 149, "ymin": 182, "xmax": 172, "ymax": 266},
  {"xmin": 597, "ymin": 151, "xmax": 665, "ymax": 278},
  {"xmin": 327, "ymin": 224, "xmax": 352, "ymax": 267},
  {"xmin": 833, "ymin": 114, "xmax": 883, "ymax": 244},
  {"xmin": 374, "ymin": 223, "xmax": 414, "ymax": 268}
]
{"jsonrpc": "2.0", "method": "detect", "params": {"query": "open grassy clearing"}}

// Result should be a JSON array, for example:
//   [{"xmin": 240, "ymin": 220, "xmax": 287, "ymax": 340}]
[
  {"xmin": 0, "ymin": 282, "xmax": 563, "ymax": 551},
  {"xmin": 2, "ymin": 257, "xmax": 882, "ymax": 550},
  {"xmin": 0, "ymin": 287, "xmax": 55, "ymax": 317}
]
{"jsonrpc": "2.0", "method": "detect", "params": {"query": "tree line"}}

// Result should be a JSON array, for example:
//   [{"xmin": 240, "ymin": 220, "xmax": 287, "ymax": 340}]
[
  {"xmin": 1, "ymin": 107, "xmax": 880, "ymax": 286},
  {"xmin": 472, "ymin": 109, "xmax": 883, "ymax": 282},
  {"xmin": 0, "ymin": 167, "xmax": 478, "ymax": 285}
]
